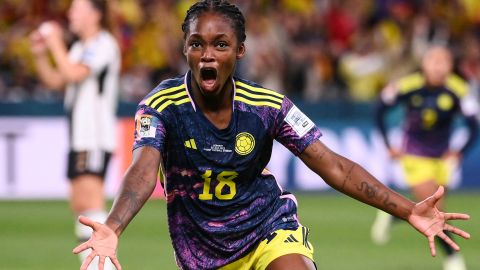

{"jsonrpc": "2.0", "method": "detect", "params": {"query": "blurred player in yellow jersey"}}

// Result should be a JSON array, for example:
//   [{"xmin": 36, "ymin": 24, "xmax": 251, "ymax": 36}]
[{"xmin": 372, "ymin": 46, "xmax": 479, "ymax": 270}]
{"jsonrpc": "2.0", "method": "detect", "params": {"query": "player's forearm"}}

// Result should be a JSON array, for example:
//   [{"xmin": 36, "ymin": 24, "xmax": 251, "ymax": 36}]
[
  {"xmin": 33, "ymin": 55, "xmax": 65, "ymax": 90},
  {"xmin": 49, "ymin": 40, "xmax": 88, "ymax": 83},
  {"xmin": 328, "ymin": 156, "xmax": 414, "ymax": 220},
  {"xmin": 375, "ymin": 100, "xmax": 391, "ymax": 149},
  {"xmin": 105, "ymin": 165, "xmax": 157, "ymax": 236},
  {"xmin": 300, "ymin": 141, "xmax": 414, "ymax": 220},
  {"xmin": 459, "ymin": 116, "xmax": 479, "ymax": 155}
]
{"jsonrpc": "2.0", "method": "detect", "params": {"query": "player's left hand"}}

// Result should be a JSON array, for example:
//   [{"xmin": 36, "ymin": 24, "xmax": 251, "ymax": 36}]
[{"xmin": 407, "ymin": 186, "xmax": 470, "ymax": 256}]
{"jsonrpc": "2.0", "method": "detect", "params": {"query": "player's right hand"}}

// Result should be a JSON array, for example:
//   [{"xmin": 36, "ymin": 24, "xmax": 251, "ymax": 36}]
[
  {"xmin": 72, "ymin": 216, "xmax": 122, "ymax": 270},
  {"xmin": 29, "ymin": 31, "xmax": 48, "ymax": 56}
]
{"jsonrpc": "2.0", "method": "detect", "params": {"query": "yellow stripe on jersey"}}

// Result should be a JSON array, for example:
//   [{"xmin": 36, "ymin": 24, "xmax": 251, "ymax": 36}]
[
  {"xmin": 236, "ymin": 88, "xmax": 284, "ymax": 104},
  {"xmin": 235, "ymin": 81, "xmax": 284, "ymax": 98},
  {"xmin": 150, "ymin": 90, "xmax": 188, "ymax": 109},
  {"xmin": 234, "ymin": 96, "xmax": 281, "ymax": 109},
  {"xmin": 156, "ymin": 97, "xmax": 191, "ymax": 113},
  {"xmin": 145, "ymin": 84, "xmax": 186, "ymax": 106},
  {"xmin": 397, "ymin": 73, "xmax": 425, "ymax": 94},
  {"xmin": 446, "ymin": 74, "xmax": 468, "ymax": 98},
  {"xmin": 190, "ymin": 139, "xmax": 197, "ymax": 149}
]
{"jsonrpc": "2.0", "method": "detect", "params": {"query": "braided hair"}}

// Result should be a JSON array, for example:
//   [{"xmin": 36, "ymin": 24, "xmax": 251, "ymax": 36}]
[{"xmin": 182, "ymin": 0, "xmax": 246, "ymax": 43}]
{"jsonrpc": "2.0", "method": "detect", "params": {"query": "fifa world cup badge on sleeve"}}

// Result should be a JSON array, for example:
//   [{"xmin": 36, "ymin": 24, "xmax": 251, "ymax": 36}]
[
  {"xmin": 136, "ymin": 115, "xmax": 157, "ymax": 138},
  {"xmin": 285, "ymin": 105, "xmax": 315, "ymax": 137}
]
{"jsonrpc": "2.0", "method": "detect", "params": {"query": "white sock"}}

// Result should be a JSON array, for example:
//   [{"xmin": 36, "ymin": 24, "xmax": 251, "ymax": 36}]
[{"xmin": 75, "ymin": 210, "xmax": 116, "ymax": 270}]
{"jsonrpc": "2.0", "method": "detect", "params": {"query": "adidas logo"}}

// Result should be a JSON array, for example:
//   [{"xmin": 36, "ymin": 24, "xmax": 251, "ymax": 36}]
[
  {"xmin": 184, "ymin": 139, "xmax": 197, "ymax": 149},
  {"xmin": 284, "ymin": 234, "xmax": 299, "ymax": 243}
]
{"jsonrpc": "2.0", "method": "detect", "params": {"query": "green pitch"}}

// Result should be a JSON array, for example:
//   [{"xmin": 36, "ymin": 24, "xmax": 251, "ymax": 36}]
[{"xmin": 0, "ymin": 192, "xmax": 478, "ymax": 270}]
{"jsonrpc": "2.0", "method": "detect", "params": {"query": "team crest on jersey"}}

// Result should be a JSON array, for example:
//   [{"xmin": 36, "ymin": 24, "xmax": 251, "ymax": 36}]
[
  {"xmin": 136, "ymin": 115, "xmax": 157, "ymax": 138},
  {"xmin": 235, "ymin": 132, "xmax": 255, "ymax": 155},
  {"xmin": 437, "ymin": 94, "xmax": 453, "ymax": 111}
]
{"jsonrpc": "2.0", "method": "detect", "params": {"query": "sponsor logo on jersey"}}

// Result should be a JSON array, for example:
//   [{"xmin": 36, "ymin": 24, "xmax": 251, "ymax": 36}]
[
  {"xmin": 235, "ymin": 132, "xmax": 255, "ymax": 155},
  {"xmin": 184, "ymin": 139, "xmax": 197, "ymax": 149},
  {"xmin": 285, "ymin": 105, "xmax": 314, "ymax": 137},
  {"xmin": 284, "ymin": 234, "xmax": 299, "ymax": 243}
]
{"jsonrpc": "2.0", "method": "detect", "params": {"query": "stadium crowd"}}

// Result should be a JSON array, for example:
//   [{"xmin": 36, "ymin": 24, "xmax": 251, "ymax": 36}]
[{"xmin": 1, "ymin": 0, "xmax": 480, "ymax": 104}]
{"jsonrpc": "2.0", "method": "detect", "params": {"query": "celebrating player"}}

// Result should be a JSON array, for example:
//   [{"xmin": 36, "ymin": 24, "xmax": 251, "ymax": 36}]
[
  {"xmin": 30, "ymin": 0, "xmax": 120, "ymax": 269},
  {"xmin": 371, "ymin": 45, "xmax": 478, "ymax": 270},
  {"xmin": 74, "ymin": 1, "xmax": 470, "ymax": 270}
]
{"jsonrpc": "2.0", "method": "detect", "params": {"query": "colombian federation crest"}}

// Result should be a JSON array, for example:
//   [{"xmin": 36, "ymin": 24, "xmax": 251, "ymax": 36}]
[{"xmin": 235, "ymin": 132, "xmax": 255, "ymax": 155}]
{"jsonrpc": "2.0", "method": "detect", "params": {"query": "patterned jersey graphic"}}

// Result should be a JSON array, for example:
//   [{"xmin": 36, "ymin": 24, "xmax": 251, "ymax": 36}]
[
  {"xmin": 133, "ymin": 72, "xmax": 322, "ymax": 269},
  {"xmin": 381, "ymin": 73, "xmax": 478, "ymax": 157}
]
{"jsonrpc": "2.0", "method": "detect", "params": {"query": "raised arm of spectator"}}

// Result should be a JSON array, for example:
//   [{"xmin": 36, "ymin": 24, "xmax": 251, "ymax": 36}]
[
  {"xmin": 43, "ymin": 22, "xmax": 91, "ymax": 83},
  {"xmin": 29, "ymin": 30, "xmax": 66, "ymax": 90}
]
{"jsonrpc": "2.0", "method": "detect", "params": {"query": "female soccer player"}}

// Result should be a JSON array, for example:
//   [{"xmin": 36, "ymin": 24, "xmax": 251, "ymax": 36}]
[
  {"xmin": 30, "ymin": 0, "xmax": 120, "ymax": 269},
  {"xmin": 74, "ymin": 1, "xmax": 470, "ymax": 270},
  {"xmin": 371, "ymin": 46, "xmax": 478, "ymax": 270}
]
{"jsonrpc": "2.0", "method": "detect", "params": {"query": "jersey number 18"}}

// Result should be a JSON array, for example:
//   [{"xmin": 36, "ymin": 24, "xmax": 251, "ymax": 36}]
[{"xmin": 199, "ymin": 170, "xmax": 238, "ymax": 200}]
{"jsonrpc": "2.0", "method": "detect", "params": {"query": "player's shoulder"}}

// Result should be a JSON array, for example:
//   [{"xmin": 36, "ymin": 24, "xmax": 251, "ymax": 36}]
[
  {"xmin": 234, "ymin": 77, "xmax": 285, "ymax": 110},
  {"xmin": 395, "ymin": 72, "xmax": 425, "ymax": 94},
  {"xmin": 139, "ymin": 75, "xmax": 189, "ymax": 114},
  {"xmin": 445, "ymin": 74, "xmax": 468, "ymax": 98},
  {"xmin": 97, "ymin": 31, "xmax": 116, "ymax": 44},
  {"xmin": 90, "ymin": 31, "xmax": 119, "ymax": 51}
]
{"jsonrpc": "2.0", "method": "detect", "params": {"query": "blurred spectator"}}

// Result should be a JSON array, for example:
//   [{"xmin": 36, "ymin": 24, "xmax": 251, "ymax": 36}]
[
  {"xmin": 243, "ymin": 9, "xmax": 286, "ymax": 93},
  {"xmin": 338, "ymin": 26, "xmax": 387, "ymax": 102},
  {"xmin": 459, "ymin": 32, "xmax": 480, "ymax": 104},
  {"xmin": 1, "ymin": 0, "xmax": 480, "ymax": 104}
]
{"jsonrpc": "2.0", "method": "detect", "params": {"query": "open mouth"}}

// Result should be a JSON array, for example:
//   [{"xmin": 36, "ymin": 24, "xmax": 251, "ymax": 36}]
[{"xmin": 200, "ymin": 68, "xmax": 217, "ymax": 83}]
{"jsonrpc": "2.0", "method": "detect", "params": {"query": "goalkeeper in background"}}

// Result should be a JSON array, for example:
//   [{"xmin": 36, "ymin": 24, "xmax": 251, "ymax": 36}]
[{"xmin": 372, "ymin": 45, "xmax": 478, "ymax": 270}]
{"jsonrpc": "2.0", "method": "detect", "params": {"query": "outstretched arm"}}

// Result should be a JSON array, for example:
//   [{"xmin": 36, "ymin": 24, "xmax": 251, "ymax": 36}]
[
  {"xmin": 299, "ymin": 140, "xmax": 470, "ymax": 256},
  {"xmin": 300, "ymin": 140, "xmax": 412, "ymax": 218},
  {"xmin": 73, "ymin": 146, "xmax": 161, "ymax": 269},
  {"xmin": 105, "ymin": 146, "xmax": 161, "ymax": 235}
]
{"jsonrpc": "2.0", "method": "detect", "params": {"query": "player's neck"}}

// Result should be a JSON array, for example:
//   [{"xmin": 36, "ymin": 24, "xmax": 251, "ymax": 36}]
[
  {"xmin": 79, "ymin": 25, "xmax": 102, "ymax": 42},
  {"xmin": 191, "ymin": 78, "xmax": 233, "ymax": 129},
  {"xmin": 192, "ymin": 78, "xmax": 233, "ymax": 111}
]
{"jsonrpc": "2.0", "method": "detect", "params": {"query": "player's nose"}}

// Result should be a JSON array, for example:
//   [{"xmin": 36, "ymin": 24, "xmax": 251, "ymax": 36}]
[{"xmin": 201, "ymin": 46, "xmax": 215, "ymax": 62}]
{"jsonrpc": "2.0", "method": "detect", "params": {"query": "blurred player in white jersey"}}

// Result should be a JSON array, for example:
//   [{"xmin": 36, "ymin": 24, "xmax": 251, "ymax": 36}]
[{"xmin": 29, "ymin": 0, "xmax": 120, "ymax": 269}]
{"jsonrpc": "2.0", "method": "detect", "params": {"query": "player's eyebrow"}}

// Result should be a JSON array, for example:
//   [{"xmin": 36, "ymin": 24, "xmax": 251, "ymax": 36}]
[{"xmin": 188, "ymin": 33, "xmax": 230, "ymax": 40}]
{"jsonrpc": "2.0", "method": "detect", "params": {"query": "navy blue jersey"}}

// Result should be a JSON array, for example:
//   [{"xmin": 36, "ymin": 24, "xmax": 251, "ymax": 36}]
[
  {"xmin": 379, "ymin": 73, "xmax": 479, "ymax": 157},
  {"xmin": 133, "ymin": 72, "xmax": 322, "ymax": 269}
]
